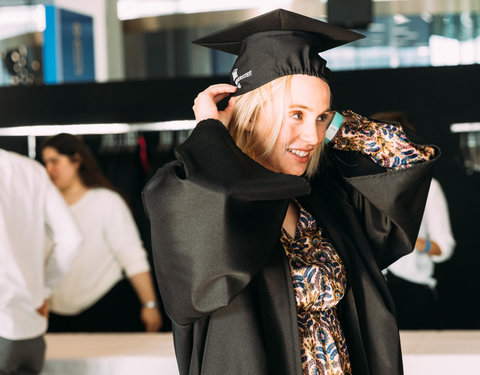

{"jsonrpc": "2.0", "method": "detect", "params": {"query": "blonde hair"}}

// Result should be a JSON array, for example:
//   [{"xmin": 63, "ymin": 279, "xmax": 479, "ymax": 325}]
[{"xmin": 228, "ymin": 75, "xmax": 324, "ymax": 178}]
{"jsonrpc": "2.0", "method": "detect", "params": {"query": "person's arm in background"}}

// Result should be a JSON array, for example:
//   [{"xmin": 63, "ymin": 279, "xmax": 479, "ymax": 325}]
[
  {"xmin": 129, "ymin": 271, "xmax": 163, "ymax": 332},
  {"xmin": 42, "ymin": 173, "xmax": 83, "ymax": 316},
  {"xmin": 105, "ymin": 192, "xmax": 162, "ymax": 332},
  {"xmin": 415, "ymin": 238, "xmax": 441, "ymax": 256},
  {"xmin": 415, "ymin": 178, "xmax": 456, "ymax": 260}
]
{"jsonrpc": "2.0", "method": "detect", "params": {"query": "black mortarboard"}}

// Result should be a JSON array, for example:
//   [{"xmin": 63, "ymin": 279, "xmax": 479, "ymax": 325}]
[{"xmin": 193, "ymin": 8, "xmax": 364, "ymax": 96}]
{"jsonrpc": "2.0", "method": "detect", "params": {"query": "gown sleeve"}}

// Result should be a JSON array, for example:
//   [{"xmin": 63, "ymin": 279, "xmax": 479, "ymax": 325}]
[
  {"xmin": 142, "ymin": 119, "xmax": 309, "ymax": 325},
  {"xmin": 325, "ymin": 110, "xmax": 440, "ymax": 269}
]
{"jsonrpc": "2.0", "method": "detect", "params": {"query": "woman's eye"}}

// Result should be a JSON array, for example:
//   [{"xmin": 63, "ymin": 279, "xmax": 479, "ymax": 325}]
[
  {"xmin": 292, "ymin": 112, "xmax": 302, "ymax": 120},
  {"xmin": 317, "ymin": 115, "xmax": 326, "ymax": 122}
]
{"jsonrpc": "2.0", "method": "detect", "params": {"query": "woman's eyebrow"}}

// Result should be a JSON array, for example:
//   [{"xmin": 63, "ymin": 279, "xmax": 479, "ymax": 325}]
[{"xmin": 288, "ymin": 104, "xmax": 332, "ymax": 113}]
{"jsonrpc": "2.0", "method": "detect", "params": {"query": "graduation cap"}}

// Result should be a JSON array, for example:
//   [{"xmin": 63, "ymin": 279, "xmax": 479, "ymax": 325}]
[{"xmin": 193, "ymin": 8, "xmax": 364, "ymax": 95}]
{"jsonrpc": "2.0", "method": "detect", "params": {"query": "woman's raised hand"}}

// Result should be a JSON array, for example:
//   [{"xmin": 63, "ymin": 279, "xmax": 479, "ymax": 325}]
[{"xmin": 193, "ymin": 84, "xmax": 237, "ymax": 127}]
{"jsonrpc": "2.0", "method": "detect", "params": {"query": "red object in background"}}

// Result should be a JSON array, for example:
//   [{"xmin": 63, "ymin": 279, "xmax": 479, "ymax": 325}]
[{"xmin": 138, "ymin": 135, "xmax": 149, "ymax": 174}]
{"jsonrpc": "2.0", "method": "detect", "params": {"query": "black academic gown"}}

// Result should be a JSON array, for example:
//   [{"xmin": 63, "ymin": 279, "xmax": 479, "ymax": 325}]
[{"xmin": 143, "ymin": 119, "xmax": 438, "ymax": 375}]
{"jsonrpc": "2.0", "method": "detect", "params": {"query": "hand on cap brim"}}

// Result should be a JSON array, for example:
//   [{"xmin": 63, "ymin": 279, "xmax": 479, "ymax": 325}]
[{"xmin": 193, "ymin": 84, "xmax": 237, "ymax": 128}]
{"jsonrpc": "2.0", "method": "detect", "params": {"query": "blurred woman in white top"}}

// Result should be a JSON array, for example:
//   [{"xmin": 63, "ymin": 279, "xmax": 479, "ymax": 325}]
[{"xmin": 41, "ymin": 133, "xmax": 162, "ymax": 332}]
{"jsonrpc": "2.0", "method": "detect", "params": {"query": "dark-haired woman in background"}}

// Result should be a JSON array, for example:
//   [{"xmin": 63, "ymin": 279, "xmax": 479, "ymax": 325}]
[{"xmin": 41, "ymin": 133, "xmax": 162, "ymax": 332}]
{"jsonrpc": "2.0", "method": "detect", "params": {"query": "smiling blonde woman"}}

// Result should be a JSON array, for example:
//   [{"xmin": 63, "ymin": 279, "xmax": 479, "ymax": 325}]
[{"xmin": 144, "ymin": 9, "xmax": 439, "ymax": 375}]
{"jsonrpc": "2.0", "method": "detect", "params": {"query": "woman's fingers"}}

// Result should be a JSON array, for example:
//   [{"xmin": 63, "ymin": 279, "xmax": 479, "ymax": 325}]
[
  {"xmin": 193, "ymin": 84, "xmax": 237, "ymax": 125},
  {"xmin": 195, "ymin": 84, "xmax": 237, "ymax": 104},
  {"xmin": 219, "ymin": 97, "xmax": 236, "ymax": 127},
  {"xmin": 204, "ymin": 83, "xmax": 238, "ymax": 97},
  {"xmin": 212, "ymin": 92, "xmax": 231, "ymax": 104},
  {"xmin": 141, "ymin": 307, "xmax": 163, "ymax": 332}
]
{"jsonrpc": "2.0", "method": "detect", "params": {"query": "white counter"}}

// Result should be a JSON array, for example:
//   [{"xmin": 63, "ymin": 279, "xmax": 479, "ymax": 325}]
[
  {"xmin": 42, "ymin": 333, "xmax": 179, "ymax": 375},
  {"xmin": 42, "ymin": 330, "xmax": 480, "ymax": 374},
  {"xmin": 401, "ymin": 330, "xmax": 480, "ymax": 374}
]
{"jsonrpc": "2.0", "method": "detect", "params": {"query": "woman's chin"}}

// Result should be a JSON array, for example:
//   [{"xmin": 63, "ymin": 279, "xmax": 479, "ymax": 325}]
[{"xmin": 281, "ymin": 165, "xmax": 307, "ymax": 176}]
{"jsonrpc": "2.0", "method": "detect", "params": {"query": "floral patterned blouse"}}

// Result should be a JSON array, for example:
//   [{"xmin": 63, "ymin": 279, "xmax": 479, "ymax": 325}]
[
  {"xmin": 280, "ymin": 111, "xmax": 436, "ymax": 375},
  {"xmin": 281, "ymin": 203, "xmax": 351, "ymax": 375}
]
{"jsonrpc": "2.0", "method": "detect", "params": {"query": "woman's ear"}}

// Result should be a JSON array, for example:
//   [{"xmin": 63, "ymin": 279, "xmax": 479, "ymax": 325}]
[
  {"xmin": 246, "ymin": 118, "xmax": 254, "ymax": 131},
  {"xmin": 72, "ymin": 152, "xmax": 83, "ymax": 167},
  {"xmin": 246, "ymin": 110, "xmax": 260, "ymax": 132}
]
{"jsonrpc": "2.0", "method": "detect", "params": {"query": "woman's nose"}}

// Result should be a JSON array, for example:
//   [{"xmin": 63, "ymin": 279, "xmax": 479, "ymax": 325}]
[
  {"xmin": 45, "ymin": 164, "xmax": 54, "ymax": 176},
  {"xmin": 300, "ymin": 120, "xmax": 320, "ymax": 146}
]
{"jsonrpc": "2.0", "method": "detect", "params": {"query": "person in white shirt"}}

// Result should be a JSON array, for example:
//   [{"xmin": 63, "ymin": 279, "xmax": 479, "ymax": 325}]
[
  {"xmin": 386, "ymin": 177, "xmax": 456, "ymax": 329},
  {"xmin": 41, "ymin": 133, "xmax": 163, "ymax": 332},
  {"xmin": 0, "ymin": 149, "xmax": 81, "ymax": 375}
]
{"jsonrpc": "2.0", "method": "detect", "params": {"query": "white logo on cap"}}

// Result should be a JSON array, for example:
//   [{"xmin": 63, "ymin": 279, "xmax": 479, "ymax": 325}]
[{"xmin": 232, "ymin": 69, "xmax": 252, "ymax": 89}]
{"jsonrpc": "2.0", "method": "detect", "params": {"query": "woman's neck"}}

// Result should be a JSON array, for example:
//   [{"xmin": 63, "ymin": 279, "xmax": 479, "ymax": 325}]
[
  {"xmin": 282, "ymin": 202, "xmax": 299, "ymax": 237},
  {"xmin": 61, "ymin": 180, "xmax": 89, "ymax": 205}
]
